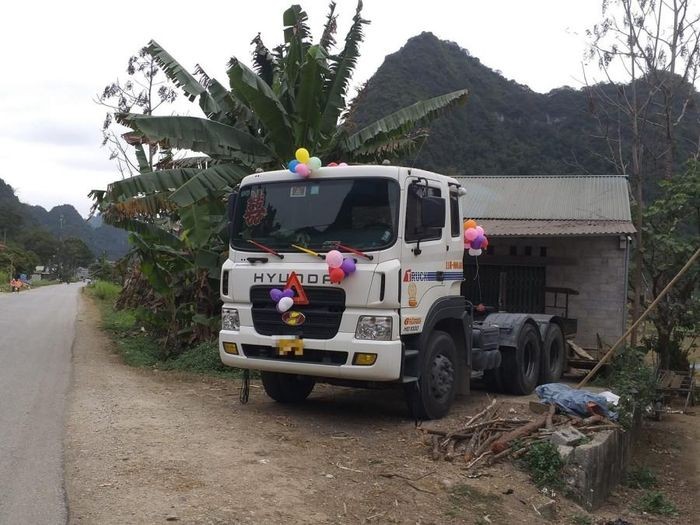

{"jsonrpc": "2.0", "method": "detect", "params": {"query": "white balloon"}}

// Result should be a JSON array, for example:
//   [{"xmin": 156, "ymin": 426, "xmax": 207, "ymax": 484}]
[
  {"xmin": 468, "ymin": 248, "xmax": 482, "ymax": 256},
  {"xmin": 277, "ymin": 296, "xmax": 294, "ymax": 313}
]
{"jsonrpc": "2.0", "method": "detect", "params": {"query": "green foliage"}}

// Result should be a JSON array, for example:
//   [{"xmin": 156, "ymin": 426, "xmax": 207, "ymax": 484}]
[
  {"xmin": 642, "ymin": 162, "xmax": 700, "ymax": 370},
  {"xmin": 87, "ymin": 280, "xmax": 121, "ymax": 302},
  {"xmin": 625, "ymin": 466, "xmax": 657, "ymax": 489},
  {"xmin": 596, "ymin": 346, "xmax": 656, "ymax": 428},
  {"xmin": 571, "ymin": 514, "xmax": 592, "ymax": 525},
  {"xmin": 634, "ymin": 491, "xmax": 678, "ymax": 516},
  {"xmin": 522, "ymin": 441, "xmax": 564, "ymax": 488},
  {"xmin": 158, "ymin": 341, "xmax": 239, "ymax": 376}
]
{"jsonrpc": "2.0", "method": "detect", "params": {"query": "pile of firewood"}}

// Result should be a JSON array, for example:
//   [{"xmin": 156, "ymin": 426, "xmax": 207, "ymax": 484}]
[{"xmin": 418, "ymin": 399, "xmax": 619, "ymax": 469}]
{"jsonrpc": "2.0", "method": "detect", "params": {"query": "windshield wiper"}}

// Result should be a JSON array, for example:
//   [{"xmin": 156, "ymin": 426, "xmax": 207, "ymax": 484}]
[
  {"xmin": 336, "ymin": 243, "xmax": 374, "ymax": 261},
  {"xmin": 290, "ymin": 244, "xmax": 325, "ymax": 260},
  {"xmin": 247, "ymin": 239, "xmax": 284, "ymax": 259}
]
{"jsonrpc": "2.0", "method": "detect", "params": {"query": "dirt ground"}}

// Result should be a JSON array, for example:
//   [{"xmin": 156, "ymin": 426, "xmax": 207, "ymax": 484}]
[{"xmin": 65, "ymin": 296, "xmax": 699, "ymax": 524}]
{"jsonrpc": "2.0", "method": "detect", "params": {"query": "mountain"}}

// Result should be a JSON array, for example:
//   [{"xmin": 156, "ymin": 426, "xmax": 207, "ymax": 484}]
[
  {"xmin": 0, "ymin": 178, "xmax": 129, "ymax": 260},
  {"xmin": 349, "ymin": 32, "xmax": 700, "ymax": 191}
]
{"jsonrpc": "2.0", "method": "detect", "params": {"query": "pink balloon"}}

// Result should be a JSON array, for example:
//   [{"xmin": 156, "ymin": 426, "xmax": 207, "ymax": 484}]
[
  {"xmin": 295, "ymin": 163, "xmax": 310, "ymax": 177},
  {"xmin": 326, "ymin": 249, "xmax": 343, "ymax": 268},
  {"xmin": 338, "ymin": 162, "xmax": 348, "ymax": 167},
  {"xmin": 465, "ymin": 228, "xmax": 478, "ymax": 241},
  {"xmin": 476, "ymin": 226, "xmax": 484, "ymax": 236}
]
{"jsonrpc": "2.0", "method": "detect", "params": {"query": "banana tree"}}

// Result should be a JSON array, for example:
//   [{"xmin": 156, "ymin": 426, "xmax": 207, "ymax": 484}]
[{"xmin": 94, "ymin": 1, "xmax": 468, "ymax": 349}]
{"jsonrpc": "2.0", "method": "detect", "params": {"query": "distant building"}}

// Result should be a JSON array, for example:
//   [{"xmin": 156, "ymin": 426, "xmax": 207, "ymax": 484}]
[
  {"xmin": 457, "ymin": 175, "xmax": 635, "ymax": 348},
  {"xmin": 31, "ymin": 265, "xmax": 57, "ymax": 281}
]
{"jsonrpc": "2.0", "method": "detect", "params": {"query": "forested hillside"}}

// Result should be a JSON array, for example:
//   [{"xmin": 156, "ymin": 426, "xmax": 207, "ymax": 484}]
[
  {"xmin": 349, "ymin": 32, "xmax": 700, "ymax": 193},
  {"xmin": 0, "ymin": 178, "xmax": 128, "ymax": 270}
]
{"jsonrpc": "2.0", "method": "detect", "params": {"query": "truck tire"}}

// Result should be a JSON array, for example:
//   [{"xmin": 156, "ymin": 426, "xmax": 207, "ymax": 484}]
[
  {"xmin": 405, "ymin": 331, "xmax": 458, "ymax": 420},
  {"xmin": 501, "ymin": 323, "xmax": 541, "ymax": 395},
  {"xmin": 261, "ymin": 372, "xmax": 315, "ymax": 403},
  {"xmin": 539, "ymin": 325, "xmax": 566, "ymax": 384}
]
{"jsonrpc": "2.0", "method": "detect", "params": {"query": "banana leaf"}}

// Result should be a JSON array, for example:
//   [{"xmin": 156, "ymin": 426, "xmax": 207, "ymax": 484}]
[
  {"xmin": 340, "ymin": 89, "xmax": 468, "ymax": 153},
  {"xmin": 170, "ymin": 163, "xmax": 249, "ymax": 207},
  {"xmin": 107, "ymin": 168, "xmax": 199, "ymax": 201},
  {"xmin": 227, "ymin": 59, "xmax": 294, "ymax": 159},
  {"xmin": 117, "ymin": 114, "xmax": 274, "ymax": 165},
  {"xmin": 320, "ymin": 0, "xmax": 368, "ymax": 136}
]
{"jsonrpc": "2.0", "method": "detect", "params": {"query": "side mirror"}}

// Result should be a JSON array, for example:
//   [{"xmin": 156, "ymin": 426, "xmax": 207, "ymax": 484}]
[
  {"xmin": 227, "ymin": 190, "xmax": 239, "ymax": 242},
  {"xmin": 421, "ymin": 196, "xmax": 445, "ymax": 228}
]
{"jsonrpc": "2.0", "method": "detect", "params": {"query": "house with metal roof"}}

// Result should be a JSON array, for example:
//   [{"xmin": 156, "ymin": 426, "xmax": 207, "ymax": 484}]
[{"xmin": 456, "ymin": 175, "xmax": 635, "ymax": 348}]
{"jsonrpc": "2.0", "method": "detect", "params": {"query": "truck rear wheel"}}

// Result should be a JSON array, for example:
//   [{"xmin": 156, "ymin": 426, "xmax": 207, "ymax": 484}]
[
  {"xmin": 261, "ymin": 372, "xmax": 315, "ymax": 403},
  {"xmin": 405, "ymin": 331, "xmax": 458, "ymax": 420},
  {"xmin": 539, "ymin": 325, "xmax": 565, "ymax": 384},
  {"xmin": 501, "ymin": 323, "xmax": 541, "ymax": 395}
]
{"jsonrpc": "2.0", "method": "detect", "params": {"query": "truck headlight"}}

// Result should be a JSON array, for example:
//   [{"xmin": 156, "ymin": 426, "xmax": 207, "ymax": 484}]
[
  {"xmin": 222, "ymin": 308, "xmax": 240, "ymax": 331},
  {"xmin": 355, "ymin": 316, "xmax": 393, "ymax": 341}
]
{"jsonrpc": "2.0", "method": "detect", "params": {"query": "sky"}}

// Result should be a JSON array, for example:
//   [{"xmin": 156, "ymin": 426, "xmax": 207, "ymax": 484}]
[{"xmin": 0, "ymin": 0, "xmax": 606, "ymax": 217}]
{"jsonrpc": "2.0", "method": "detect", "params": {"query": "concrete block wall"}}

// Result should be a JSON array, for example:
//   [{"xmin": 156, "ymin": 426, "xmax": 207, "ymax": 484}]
[{"xmin": 491, "ymin": 236, "xmax": 628, "ymax": 348}]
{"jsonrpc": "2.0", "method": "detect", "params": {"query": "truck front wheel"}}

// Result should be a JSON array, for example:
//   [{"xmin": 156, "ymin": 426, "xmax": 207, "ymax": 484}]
[
  {"xmin": 261, "ymin": 372, "xmax": 315, "ymax": 403},
  {"xmin": 405, "ymin": 331, "xmax": 458, "ymax": 420}
]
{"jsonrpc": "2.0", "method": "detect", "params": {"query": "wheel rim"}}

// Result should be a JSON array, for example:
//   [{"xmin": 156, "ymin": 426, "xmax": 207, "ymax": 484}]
[{"xmin": 430, "ymin": 353, "xmax": 454, "ymax": 401}]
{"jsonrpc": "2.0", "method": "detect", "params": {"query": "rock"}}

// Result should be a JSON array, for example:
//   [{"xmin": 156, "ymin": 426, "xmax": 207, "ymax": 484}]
[
  {"xmin": 535, "ymin": 499, "xmax": 557, "ymax": 520},
  {"xmin": 556, "ymin": 445, "xmax": 574, "ymax": 461},
  {"xmin": 550, "ymin": 425, "xmax": 586, "ymax": 446},
  {"xmin": 165, "ymin": 516, "xmax": 179, "ymax": 522},
  {"xmin": 440, "ymin": 479, "xmax": 454, "ymax": 489}
]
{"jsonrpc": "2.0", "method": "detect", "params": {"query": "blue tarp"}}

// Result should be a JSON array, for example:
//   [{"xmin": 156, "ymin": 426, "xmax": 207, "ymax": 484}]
[{"xmin": 535, "ymin": 383, "xmax": 618, "ymax": 420}]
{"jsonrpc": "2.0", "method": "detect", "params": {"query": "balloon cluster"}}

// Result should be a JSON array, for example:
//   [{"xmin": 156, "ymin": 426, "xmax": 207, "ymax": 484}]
[
  {"xmin": 326, "ymin": 249, "xmax": 356, "ymax": 284},
  {"xmin": 288, "ymin": 148, "xmax": 322, "ymax": 177},
  {"xmin": 326, "ymin": 162, "xmax": 348, "ymax": 167},
  {"xmin": 269, "ymin": 288, "xmax": 295, "ymax": 313},
  {"xmin": 464, "ymin": 219, "xmax": 489, "ymax": 257}
]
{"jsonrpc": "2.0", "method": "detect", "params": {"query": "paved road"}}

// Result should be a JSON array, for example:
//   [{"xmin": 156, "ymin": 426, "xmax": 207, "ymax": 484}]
[{"xmin": 0, "ymin": 284, "xmax": 81, "ymax": 525}]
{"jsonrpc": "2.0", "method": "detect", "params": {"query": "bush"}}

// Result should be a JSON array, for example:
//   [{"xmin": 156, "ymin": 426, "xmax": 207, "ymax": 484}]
[
  {"xmin": 634, "ymin": 491, "xmax": 678, "ymax": 516},
  {"xmin": 522, "ymin": 441, "xmax": 564, "ymax": 488},
  {"xmin": 158, "ymin": 341, "xmax": 240, "ymax": 376},
  {"xmin": 596, "ymin": 346, "xmax": 656, "ymax": 428},
  {"xmin": 625, "ymin": 466, "xmax": 657, "ymax": 489}
]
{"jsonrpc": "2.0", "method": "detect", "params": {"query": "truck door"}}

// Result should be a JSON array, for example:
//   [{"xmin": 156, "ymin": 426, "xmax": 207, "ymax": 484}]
[{"xmin": 400, "ymin": 178, "xmax": 449, "ymax": 332}]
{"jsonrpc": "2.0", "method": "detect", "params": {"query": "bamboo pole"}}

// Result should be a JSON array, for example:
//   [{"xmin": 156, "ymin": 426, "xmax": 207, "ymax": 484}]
[{"xmin": 577, "ymin": 246, "xmax": 700, "ymax": 388}]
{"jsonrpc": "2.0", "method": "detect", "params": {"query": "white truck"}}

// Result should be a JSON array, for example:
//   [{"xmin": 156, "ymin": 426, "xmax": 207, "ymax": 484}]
[{"xmin": 219, "ymin": 166, "xmax": 568, "ymax": 419}]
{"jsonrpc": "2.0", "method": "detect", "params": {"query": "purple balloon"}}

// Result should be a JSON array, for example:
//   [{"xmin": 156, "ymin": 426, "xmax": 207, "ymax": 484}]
[
  {"xmin": 472, "ymin": 234, "xmax": 485, "ymax": 250},
  {"xmin": 340, "ymin": 257, "xmax": 356, "ymax": 274},
  {"xmin": 281, "ymin": 289, "xmax": 295, "ymax": 298},
  {"xmin": 270, "ymin": 288, "xmax": 284, "ymax": 302}
]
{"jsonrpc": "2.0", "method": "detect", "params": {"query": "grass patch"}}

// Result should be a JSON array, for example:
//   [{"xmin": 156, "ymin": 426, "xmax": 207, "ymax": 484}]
[
  {"xmin": 522, "ymin": 441, "xmax": 564, "ymax": 489},
  {"xmin": 571, "ymin": 515, "xmax": 592, "ymax": 525},
  {"xmin": 158, "ymin": 341, "xmax": 240, "ymax": 377},
  {"xmin": 625, "ymin": 466, "xmax": 657, "ymax": 489},
  {"xmin": 634, "ymin": 490, "xmax": 678, "ymax": 516},
  {"xmin": 86, "ymin": 280, "xmax": 121, "ymax": 301}
]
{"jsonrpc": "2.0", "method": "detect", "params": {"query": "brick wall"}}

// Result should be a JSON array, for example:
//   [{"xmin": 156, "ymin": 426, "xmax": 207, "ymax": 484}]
[{"xmin": 489, "ymin": 236, "xmax": 629, "ymax": 348}]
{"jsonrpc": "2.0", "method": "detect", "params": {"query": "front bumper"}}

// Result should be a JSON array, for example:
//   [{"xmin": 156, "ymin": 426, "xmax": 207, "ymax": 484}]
[{"xmin": 219, "ymin": 325, "xmax": 402, "ymax": 381}]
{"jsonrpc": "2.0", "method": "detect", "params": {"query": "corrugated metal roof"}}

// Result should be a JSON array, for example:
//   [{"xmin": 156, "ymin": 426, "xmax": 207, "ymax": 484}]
[
  {"xmin": 479, "ymin": 219, "xmax": 636, "ymax": 237},
  {"xmin": 455, "ymin": 175, "xmax": 632, "ymax": 221}
]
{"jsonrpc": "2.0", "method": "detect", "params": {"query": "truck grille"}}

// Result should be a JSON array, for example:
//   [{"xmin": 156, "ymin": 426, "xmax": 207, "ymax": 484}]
[
  {"xmin": 241, "ymin": 344, "xmax": 348, "ymax": 365},
  {"xmin": 250, "ymin": 286, "xmax": 346, "ymax": 339}
]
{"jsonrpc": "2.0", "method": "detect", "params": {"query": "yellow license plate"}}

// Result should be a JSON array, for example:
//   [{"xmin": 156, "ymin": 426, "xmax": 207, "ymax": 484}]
[{"xmin": 276, "ymin": 339, "xmax": 304, "ymax": 356}]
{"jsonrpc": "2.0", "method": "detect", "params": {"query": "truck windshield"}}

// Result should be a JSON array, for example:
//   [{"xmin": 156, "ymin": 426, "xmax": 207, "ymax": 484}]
[{"xmin": 230, "ymin": 177, "xmax": 400, "ymax": 252}]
